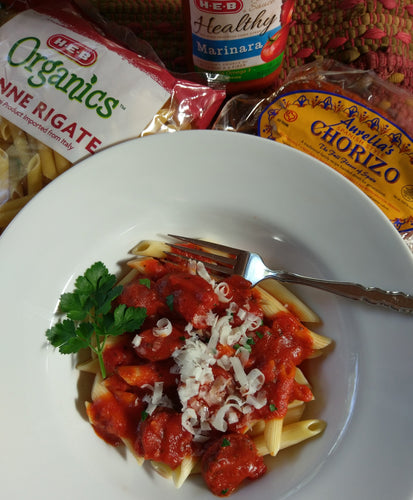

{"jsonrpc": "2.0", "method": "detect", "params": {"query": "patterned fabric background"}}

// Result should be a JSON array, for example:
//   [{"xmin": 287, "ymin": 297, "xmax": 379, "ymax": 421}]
[{"xmin": 91, "ymin": 0, "xmax": 413, "ymax": 91}]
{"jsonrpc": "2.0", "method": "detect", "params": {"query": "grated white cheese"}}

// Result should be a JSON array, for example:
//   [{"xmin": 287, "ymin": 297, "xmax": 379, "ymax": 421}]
[
  {"xmin": 132, "ymin": 333, "xmax": 142, "ymax": 348},
  {"xmin": 208, "ymin": 315, "xmax": 232, "ymax": 351},
  {"xmin": 214, "ymin": 281, "xmax": 232, "ymax": 303},
  {"xmin": 142, "ymin": 382, "xmax": 173, "ymax": 415},
  {"xmin": 181, "ymin": 408, "xmax": 198, "ymax": 434},
  {"xmin": 187, "ymin": 259, "xmax": 197, "ymax": 275},
  {"xmin": 237, "ymin": 308, "xmax": 247, "ymax": 321},
  {"xmin": 245, "ymin": 368, "xmax": 265, "ymax": 395},
  {"xmin": 226, "ymin": 301, "xmax": 238, "ymax": 315},
  {"xmin": 246, "ymin": 390, "xmax": 267, "ymax": 409},
  {"xmin": 172, "ymin": 337, "xmax": 216, "ymax": 398},
  {"xmin": 196, "ymin": 261, "xmax": 215, "ymax": 286},
  {"xmin": 230, "ymin": 356, "xmax": 249, "ymax": 394},
  {"xmin": 136, "ymin": 260, "xmax": 271, "ymax": 439},
  {"xmin": 152, "ymin": 318, "xmax": 173, "ymax": 337}
]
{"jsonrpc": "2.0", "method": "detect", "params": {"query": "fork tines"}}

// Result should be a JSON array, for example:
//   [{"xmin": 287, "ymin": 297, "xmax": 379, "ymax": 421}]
[
  {"xmin": 167, "ymin": 234, "xmax": 237, "ymax": 276},
  {"xmin": 168, "ymin": 234, "xmax": 242, "ymax": 256}
]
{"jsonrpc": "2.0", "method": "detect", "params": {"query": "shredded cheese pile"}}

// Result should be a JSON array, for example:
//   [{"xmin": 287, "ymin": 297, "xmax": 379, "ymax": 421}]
[{"xmin": 138, "ymin": 261, "xmax": 267, "ymax": 441}]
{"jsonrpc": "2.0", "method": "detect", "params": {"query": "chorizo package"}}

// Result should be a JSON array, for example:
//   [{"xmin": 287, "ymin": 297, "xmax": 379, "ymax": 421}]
[
  {"xmin": 214, "ymin": 60, "xmax": 413, "ymax": 250},
  {"xmin": 0, "ymin": 0, "xmax": 225, "ymax": 232}
]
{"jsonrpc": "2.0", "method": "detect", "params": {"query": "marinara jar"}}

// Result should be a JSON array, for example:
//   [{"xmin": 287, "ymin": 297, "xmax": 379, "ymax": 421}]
[{"xmin": 182, "ymin": 0, "xmax": 295, "ymax": 94}]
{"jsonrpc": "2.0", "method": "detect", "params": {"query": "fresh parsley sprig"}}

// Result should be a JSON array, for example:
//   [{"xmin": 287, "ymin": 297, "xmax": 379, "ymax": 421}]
[{"xmin": 45, "ymin": 261, "xmax": 147, "ymax": 379}]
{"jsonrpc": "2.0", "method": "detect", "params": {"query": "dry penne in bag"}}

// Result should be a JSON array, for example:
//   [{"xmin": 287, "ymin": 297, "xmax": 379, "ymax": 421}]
[{"xmin": 0, "ymin": 0, "xmax": 225, "ymax": 232}]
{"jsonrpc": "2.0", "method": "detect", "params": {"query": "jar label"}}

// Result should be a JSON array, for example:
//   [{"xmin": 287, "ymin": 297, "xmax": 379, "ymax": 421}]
[{"xmin": 188, "ymin": 0, "xmax": 289, "ymax": 82}]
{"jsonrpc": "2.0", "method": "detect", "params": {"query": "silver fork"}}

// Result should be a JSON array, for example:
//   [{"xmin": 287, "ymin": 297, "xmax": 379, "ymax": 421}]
[{"xmin": 167, "ymin": 234, "xmax": 413, "ymax": 314}]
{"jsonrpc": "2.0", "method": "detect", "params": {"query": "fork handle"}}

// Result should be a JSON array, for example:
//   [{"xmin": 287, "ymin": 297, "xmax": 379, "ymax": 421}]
[{"xmin": 267, "ymin": 271, "xmax": 413, "ymax": 314}]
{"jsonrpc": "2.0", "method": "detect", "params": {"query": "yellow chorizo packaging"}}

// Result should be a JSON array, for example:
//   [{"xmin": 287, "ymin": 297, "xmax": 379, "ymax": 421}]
[
  {"xmin": 214, "ymin": 60, "xmax": 413, "ymax": 246},
  {"xmin": 258, "ymin": 86, "xmax": 413, "ymax": 233}
]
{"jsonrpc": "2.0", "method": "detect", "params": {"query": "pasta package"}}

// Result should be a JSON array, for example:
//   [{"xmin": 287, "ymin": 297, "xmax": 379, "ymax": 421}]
[
  {"xmin": 0, "ymin": 0, "xmax": 226, "ymax": 232},
  {"xmin": 213, "ymin": 60, "xmax": 413, "ymax": 250}
]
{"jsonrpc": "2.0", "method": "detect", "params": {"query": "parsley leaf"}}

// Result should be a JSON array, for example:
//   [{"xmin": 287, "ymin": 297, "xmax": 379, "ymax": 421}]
[
  {"xmin": 139, "ymin": 278, "xmax": 151, "ymax": 289},
  {"xmin": 46, "ymin": 261, "xmax": 147, "ymax": 379},
  {"xmin": 166, "ymin": 294, "xmax": 174, "ymax": 311}
]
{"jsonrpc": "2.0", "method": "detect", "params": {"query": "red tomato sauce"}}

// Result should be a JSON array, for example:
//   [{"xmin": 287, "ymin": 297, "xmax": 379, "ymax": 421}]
[
  {"xmin": 135, "ymin": 407, "xmax": 194, "ymax": 469},
  {"xmin": 86, "ymin": 257, "xmax": 317, "ymax": 495},
  {"xmin": 201, "ymin": 434, "xmax": 266, "ymax": 497}
]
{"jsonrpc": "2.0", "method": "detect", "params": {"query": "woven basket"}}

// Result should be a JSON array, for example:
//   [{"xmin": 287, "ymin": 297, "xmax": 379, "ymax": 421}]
[
  {"xmin": 91, "ymin": 0, "xmax": 187, "ymax": 72},
  {"xmin": 283, "ymin": 0, "xmax": 413, "ymax": 90},
  {"xmin": 92, "ymin": 0, "xmax": 413, "ymax": 91}
]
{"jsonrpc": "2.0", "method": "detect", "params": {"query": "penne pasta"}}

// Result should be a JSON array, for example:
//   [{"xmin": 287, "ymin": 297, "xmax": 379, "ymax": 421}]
[
  {"xmin": 0, "ymin": 115, "xmax": 74, "ymax": 232},
  {"xmin": 0, "ymin": 194, "xmax": 34, "ymax": 227},
  {"xmin": 53, "ymin": 150, "xmax": 72, "ymax": 174},
  {"xmin": 90, "ymin": 372, "xmax": 108, "ymax": 401},
  {"xmin": 284, "ymin": 401, "xmax": 306, "ymax": 425},
  {"xmin": 26, "ymin": 153, "xmax": 42, "ymax": 195},
  {"xmin": 0, "ymin": 117, "xmax": 11, "ymax": 141},
  {"xmin": 117, "ymin": 267, "xmax": 140, "ymax": 286},
  {"xmin": 0, "ymin": 147, "xmax": 9, "ymax": 204},
  {"xmin": 8, "ymin": 122, "xmax": 32, "ymax": 170},
  {"xmin": 255, "ymin": 285, "xmax": 290, "ymax": 316},
  {"xmin": 131, "ymin": 239, "xmax": 171, "ymax": 258},
  {"xmin": 264, "ymin": 417, "xmax": 283, "ymax": 456},
  {"xmin": 257, "ymin": 279, "xmax": 321, "ymax": 323},
  {"xmin": 76, "ymin": 357, "xmax": 100, "ymax": 374},
  {"xmin": 122, "ymin": 438, "xmax": 144, "ymax": 466},
  {"xmin": 151, "ymin": 461, "xmax": 174, "ymax": 479},
  {"xmin": 172, "ymin": 456, "xmax": 199, "ymax": 488},
  {"xmin": 307, "ymin": 329, "xmax": 333, "ymax": 353},
  {"xmin": 254, "ymin": 419, "xmax": 327, "ymax": 457},
  {"xmin": 37, "ymin": 141, "xmax": 57, "ymax": 180},
  {"xmin": 76, "ymin": 239, "xmax": 332, "ymax": 496}
]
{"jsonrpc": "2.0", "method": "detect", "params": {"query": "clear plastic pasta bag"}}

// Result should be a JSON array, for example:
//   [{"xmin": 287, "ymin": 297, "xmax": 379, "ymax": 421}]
[
  {"xmin": 213, "ymin": 59, "xmax": 413, "ymax": 251},
  {"xmin": 0, "ymin": 0, "xmax": 226, "ymax": 232}
]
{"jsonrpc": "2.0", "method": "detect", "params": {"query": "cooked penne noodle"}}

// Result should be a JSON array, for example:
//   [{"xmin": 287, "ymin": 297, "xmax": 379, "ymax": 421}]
[
  {"xmin": 295, "ymin": 367, "xmax": 310, "ymax": 387},
  {"xmin": 122, "ymin": 438, "xmax": 144, "ymax": 466},
  {"xmin": 117, "ymin": 267, "xmax": 140, "ymax": 286},
  {"xmin": 131, "ymin": 240, "xmax": 171, "ymax": 258},
  {"xmin": 257, "ymin": 279, "xmax": 321, "ymax": 323},
  {"xmin": 76, "ymin": 240, "xmax": 332, "ymax": 495},
  {"xmin": 247, "ymin": 419, "xmax": 266, "ymax": 437},
  {"xmin": 151, "ymin": 461, "xmax": 174, "ymax": 479},
  {"xmin": 254, "ymin": 419, "xmax": 326, "ymax": 457},
  {"xmin": 307, "ymin": 329, "xmax": 333, "ymax": 353},
  {"xmin": 116, "ymin": 364, "xmax": 154, "ymax": 386},
  {"xmin": 90, "ymin": 372, "xmax": 108, "ymax": 401},
  {"xmin": 264, "ymin": 417, "xmax": 283, "ymax": 456},
  {"xmin": 173, "ymin": 456, "xmax": 199, "ymax": 488},
  {"xmin": 255, "ymin": 285, "xmax": 290, "ymax": 316},
  {"xmin": 76, "ymin": 356, "xmax": 100, "ymax": 374},
  {"xmin": 126, "ymin": 257, "xmax": 161, "ymax": 275},
  {"xmin": 284, "ymin": 401, "xmax": 306, "ymax": 425}
]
